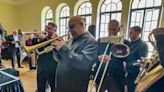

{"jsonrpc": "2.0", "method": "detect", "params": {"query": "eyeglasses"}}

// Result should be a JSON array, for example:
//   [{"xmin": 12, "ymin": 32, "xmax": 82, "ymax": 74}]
[{"xmin": 68, "ymin": 24, "xmax": 76, "ymax": 31}]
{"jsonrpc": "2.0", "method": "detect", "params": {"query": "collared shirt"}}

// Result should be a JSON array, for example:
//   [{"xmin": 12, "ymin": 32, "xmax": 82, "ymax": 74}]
[{"xmin": 13, "ymin": 35, "xmax": 19, "ymax": 48}]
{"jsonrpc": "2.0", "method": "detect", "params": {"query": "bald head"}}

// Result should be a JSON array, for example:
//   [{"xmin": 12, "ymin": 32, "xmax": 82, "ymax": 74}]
[
  {"xmin": 13, "ymin": 29, "xmax": 18, "ymax": 35},
  {"xmin": 69, "ymin": 16, "xmax": 85, "ymax": 25},
  {"xmin": 68, "ymin": 16, "xmax": 86, "ymax": 38}
]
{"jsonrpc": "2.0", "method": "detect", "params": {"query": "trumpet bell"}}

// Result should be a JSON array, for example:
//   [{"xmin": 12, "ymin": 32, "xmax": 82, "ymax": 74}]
[{"xmin": 110, "ymin": 43, "xmax": 130, "ymax": 58}]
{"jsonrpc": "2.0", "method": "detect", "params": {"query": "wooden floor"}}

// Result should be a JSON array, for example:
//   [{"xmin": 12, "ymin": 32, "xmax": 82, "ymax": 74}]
[
  {"xmin": 2, "ymin": 60, "xmax": 37, "ymax": 92},
  {"xmin": 2, "ymin": 60, "xmax": 128, "ymax": 92}
]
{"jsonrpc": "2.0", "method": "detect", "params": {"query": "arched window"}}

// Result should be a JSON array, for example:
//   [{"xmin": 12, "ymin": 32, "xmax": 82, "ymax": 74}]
[
  {"xmin": 129, "ymin": 0, "xmax": 162, "ymax": 56},
  {"xmin": 41, "ymin": 7, "xmax": 53, "ymax": 31},
  {"xmin": 99, "ymin": 0, "xmax": 122, "ymax": 38},
  {"xmin": 77, "ymin": 1, "xmax": 92, "ymax": 30},
  {"xmin": 59, "ymin": 5, "xmax": 70, "ymax": 36},
  {"xmin": 45, "ymin": 8, "xmax": 53, "ymax": 26}
]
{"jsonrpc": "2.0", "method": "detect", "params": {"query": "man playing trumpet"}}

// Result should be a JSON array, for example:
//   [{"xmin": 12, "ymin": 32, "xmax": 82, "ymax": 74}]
[
  {"xmin": 35, "ymin": 22, "xmax": 58, "ymax": 92},
  {"xmin": 52, "ymin": 16, "xmax": 97, "ymax": 92}
]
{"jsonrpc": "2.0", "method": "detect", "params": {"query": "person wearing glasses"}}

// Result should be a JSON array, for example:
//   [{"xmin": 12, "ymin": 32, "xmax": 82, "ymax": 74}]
[
  {"xmin": 93, "ymin": 20, "xmax": 130, "ymax": 92},
  {"xmin": 35, "ymin": 22, "xmax": 58, "ymax": 92},
  {"xmin": 52, "ymin": 16, "xmax": 97, "ymax": 92}
]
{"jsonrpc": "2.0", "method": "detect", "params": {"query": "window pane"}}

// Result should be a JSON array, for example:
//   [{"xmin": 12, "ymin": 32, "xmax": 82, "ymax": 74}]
[
  {"xmin": 154, "ymin": 0, "xmax": 162, "ymax": 6},
  {"xmin": 78, "ymin": 2, "xmax": 92, "ymax": 31},
  {"xmin": 130, "ymin": 0, "xmax": 162, "ymax": 56},
  {"xmin": 45, "ymin": 8, "xmax": 53, "ymax": 27},
  {"xmin": 59, "ymin": 5, "xmax": 70, "ymax": 36},
  {"xmin": 78, "ymin": 2, "xmax": 92, "ymax": 15},
  {"xmin": 132, "ymin": 0, "xmax": 162, "ymax": 9},
  {"xmin": 99, "ymin": 0, "xmax": 122, "ymax": 38},
  {"xmin": 152, "ymin": 9, "xmax": 159, "ymax": 20}
]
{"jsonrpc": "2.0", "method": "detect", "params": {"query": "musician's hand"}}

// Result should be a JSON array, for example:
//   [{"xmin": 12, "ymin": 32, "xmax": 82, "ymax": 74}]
[
  {"xmin": 11, "ymin": 41, "xmax": 17, "ymax": 44},
  {"xmin": 37, "ymin": 33, "xmax": 46, "ymax": 40},
  {"xmin": 98, "ymin": 55, "xmax": 111, "ymax": 63},
  {"xmin": 133, "ymin": 57, "xmax": 145, "ymax": 67},
  {"xmin": 51, "ymin": 33, "xmax": 58, "ymax": 39},
  {"xmin": 52, "ymin": 38, "xmax": 65, "ymax": 51}
]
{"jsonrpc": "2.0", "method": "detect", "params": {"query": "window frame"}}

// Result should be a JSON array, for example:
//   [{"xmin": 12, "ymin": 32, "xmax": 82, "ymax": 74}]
[
  {"xmin": 77, "ymin": 1, "xmax": 92, "ymax": 30},
  {"xmin": 98, "ymin": 0, "xmax": 122, "ymax": 38},
  {"xmin": 128, "ymin": 0, "xmax": 162, "ymax": 56},
  {"xmin": 59, "ymin": 5, "xmax": 70, "ymax": 36},
  {"xmin": 45, "ymin": 8, "xmax": 53, "ymax": 26}
]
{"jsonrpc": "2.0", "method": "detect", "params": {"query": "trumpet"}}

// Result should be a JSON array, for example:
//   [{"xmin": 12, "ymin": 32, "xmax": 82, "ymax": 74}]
[
  {"xmin": 22, "ymin": 31, "xmax": 47, "ymax": 34},
  {"xmin": 23, "ymin": 34, "xmax": 70, "ymax": 56}
]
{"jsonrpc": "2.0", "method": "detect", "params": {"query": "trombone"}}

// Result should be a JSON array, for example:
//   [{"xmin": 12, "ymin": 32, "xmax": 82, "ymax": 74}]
[{"xmin": 88, "ymin": 35, "xmax": 130, "ymax": 92}]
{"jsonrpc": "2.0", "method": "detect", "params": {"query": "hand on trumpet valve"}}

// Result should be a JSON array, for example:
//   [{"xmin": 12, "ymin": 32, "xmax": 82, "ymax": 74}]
[
  {"xmin": 52, "ymin": 38, "xmax": 65, "ymax": 51},
  {"xmin": 98, "ymin": 55, "xmax": 111, "ymax": 63},
  {"xmin": 38, "ymin": 33, "xmax": 46, "ymax": 39}
]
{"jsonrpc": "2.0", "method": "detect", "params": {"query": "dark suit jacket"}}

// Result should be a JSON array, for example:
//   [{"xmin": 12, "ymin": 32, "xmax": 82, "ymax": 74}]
[
  {"xmin": 7, "ymin": 35, "xmax": 21, "ymax": 52},
  {"xmin": 126, "ymin": 38, "xmax": 148, "ymax": 78},
  {"xmin": 95, "ymin": 38, "xmax": 130, "ymax": 85}
]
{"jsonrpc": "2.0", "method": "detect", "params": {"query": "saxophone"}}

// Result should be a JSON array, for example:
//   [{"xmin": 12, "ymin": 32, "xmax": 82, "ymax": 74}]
[{"xmin": 135, "ymin": 31, "xmax": 164, "ymax": 92}]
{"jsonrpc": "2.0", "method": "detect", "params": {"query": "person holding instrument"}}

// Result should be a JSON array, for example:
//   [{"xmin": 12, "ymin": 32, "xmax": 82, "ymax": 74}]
[
  {"xmin": 146, "ymin": 28, "xmax": 164, "ymax": 92},
  {"xmin": 52, "ymin": 16, "xmax": 97, "ymax": 92},
  {"xmin": 0, "ymin": 24, "xmax": 5, "ymax": 68},
  {"xmin": 35, "ymin": 22, "xmax": 58, "ymax": 92},
  {"xmin": 93, "ymin": 20, "xmax": 129, "ymax": 92},
  {"xmin": 125, "ymin": 26, "xmax": 148, "ymax": 92},
  {"xmin": 7, "ymin": 30, "xmax": 22, "ymax": 69}
]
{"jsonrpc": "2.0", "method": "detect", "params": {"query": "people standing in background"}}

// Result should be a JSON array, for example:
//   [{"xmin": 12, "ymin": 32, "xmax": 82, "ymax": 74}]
[
  {"xmin": 25, "ymin": 34, "xmax": 36, "ymax": 71},
  {"xmin": 88, "ymin": 25, "xmax": 96, "ymax": 37},
  {"xmin": 7, "ymin": 30, "xmax": 23, "ymax": 69},
  {"xmin": 53, "ymin": 16, "xmax": 97, "ymax": 92},
  {"xmin": 0, "ymin": 24, "xmax": 4, "ymax": 68},
  {"xmin": 18, "ymin": 29, "xmax": 23, "ymax": 39},
  {"xmin": 0, "ymin": 24, "xmax": 5, "ymax": 68},
  {"xmin": 36, "ymin": 22, "xmax": 58, "ymax": 92},
  {"xmin": 125, "ymin": 26, "xmax": 148, "ymax": 92}
]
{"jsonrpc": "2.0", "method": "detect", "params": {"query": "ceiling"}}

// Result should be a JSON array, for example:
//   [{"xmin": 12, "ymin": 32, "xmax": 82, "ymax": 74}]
[{"xmin": 0, "ymin": 0, "xmax": 37, "ymax": 5}]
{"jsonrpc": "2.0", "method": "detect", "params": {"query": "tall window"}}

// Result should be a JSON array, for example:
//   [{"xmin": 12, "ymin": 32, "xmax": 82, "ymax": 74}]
[
  {"xmin": 45, "ymin": 8, "xmax": 53, "ymax": 26},
  {"xmin": 59, "ymin": 5, "xmax": 70, "ymax": 36},
  {"xmin": 99, "ymin": 0, "xmax": 122, "ymax": 38},
  {"xmin": 129, "ymin": 0, "xmax": 162, "ymax": 57},
  {"xmin": 77, "ymin": 1, "xmax": 92, "ymax": 30}
]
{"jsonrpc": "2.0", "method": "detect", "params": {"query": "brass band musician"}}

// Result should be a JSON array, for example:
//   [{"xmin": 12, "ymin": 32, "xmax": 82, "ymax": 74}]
[
  {"xmin": 146, "ymin": 28, "xmax": 164, "ymax": 92},
  {"xmin": 52, "ymin": 16, "xmax": 97, "ymax": 92},
  {"xmin": 95, "ymin": 20, "xmax": 130, "ymax": 92},
  {"xmin": 126, "ymin": 26, "xmax": 148, "ymax": 92},
  {"xmin": 36, "ymin": 23, "xmax": 58, "ymax": 92}
]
